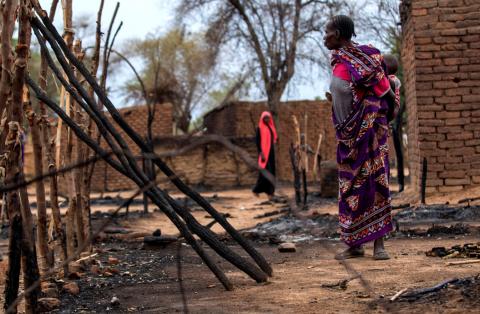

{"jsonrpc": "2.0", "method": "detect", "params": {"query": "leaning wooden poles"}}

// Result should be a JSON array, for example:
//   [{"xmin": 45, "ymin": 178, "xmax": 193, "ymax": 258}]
[{"xmin": 28, "ymin": 9, "xmax": 271, "ymax": 289}]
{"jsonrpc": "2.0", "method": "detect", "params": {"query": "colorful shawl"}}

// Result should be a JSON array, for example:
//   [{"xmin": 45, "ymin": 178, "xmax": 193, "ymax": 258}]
[
  {"xmin": 258, "ymin": 111, "xmax": 278, "ymax": 169},
  {"xmin": 331, "ymin": 44, "xmax": 393, "ymax": 247}
]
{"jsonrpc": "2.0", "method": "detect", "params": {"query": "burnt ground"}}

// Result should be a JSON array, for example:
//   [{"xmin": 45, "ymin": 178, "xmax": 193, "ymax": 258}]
[
  {"xmin": 45, "ymin": 187, "xmax": 480, "ymax": 313},
  {"xmin": 1, "ymin": 186, "xmax": 480, "ymax": 313}
]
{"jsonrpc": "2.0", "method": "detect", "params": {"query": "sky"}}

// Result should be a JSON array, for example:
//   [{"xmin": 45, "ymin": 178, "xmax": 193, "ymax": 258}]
[{"xmin": 38, "ymin": 0, "xmax": 346, "ymax": 115}]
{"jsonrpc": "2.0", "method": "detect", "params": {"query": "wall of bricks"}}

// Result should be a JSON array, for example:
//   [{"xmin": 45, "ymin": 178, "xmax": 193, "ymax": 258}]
[
  {"xmin": 400, "ymin": 0, "xmax": 480, "ymax": 194},
  {"xmin": 204, "ymin": 100, "xmax": 337, "ymax": 182},
  {"xmin": 89, "ymin": 103, "xmax": 173, "ymax": 192}
]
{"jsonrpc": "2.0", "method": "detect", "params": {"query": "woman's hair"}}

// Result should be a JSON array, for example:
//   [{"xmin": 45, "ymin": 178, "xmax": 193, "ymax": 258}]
[{"xmin": 331, "ymin": 15, "xmax": 356, "ymax": 41}]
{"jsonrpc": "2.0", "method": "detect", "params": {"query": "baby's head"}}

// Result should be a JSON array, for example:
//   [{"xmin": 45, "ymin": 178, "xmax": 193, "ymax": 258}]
[{"xmin": 383, "ymin": 54, "xmax": 399, "ymax": 76}]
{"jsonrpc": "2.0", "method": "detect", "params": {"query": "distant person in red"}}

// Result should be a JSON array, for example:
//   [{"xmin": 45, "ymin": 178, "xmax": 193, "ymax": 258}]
[{"xmin": 253, "ymin": 111, "xmax": 278, "ymax": 200}]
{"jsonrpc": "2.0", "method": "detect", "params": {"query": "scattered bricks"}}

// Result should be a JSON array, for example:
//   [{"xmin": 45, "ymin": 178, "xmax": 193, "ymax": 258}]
[
  {"xmin": 463, "ymin": 94, "xmax": 480, "ymax": 103},
  {"xmin": 439, "ymin": 185, "xmax": 464, "ymax": 193},
  {"xmin": 278, "ymin": 242, "xmax": 296, "ymax": 253},
  {"xmin": 445, "ymin": 178, "xmax": 471, "ymax": 186},
  {"xmin": 435, "ymin": 111, "xmax": 460, "ymax": 119},
  {"xmin": 433, "ymin": 65, "xmax": 458, "ymax": 73},
  {"xmin": 447, "ymin": 132, "xmax": 473, "ymax": 140}
]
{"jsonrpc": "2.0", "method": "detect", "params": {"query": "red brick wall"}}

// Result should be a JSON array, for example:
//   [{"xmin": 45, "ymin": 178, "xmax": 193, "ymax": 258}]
[
  {"xmin": 400, "ymin": 0, "xmax": 480, "ymax": 194},
  {"xmin": 204, "ymin": 100, "xmax": 337, "ymax": 182},
  {"xmin": 87, "ymin": 103, "xmax": 173, "ymax": 192}
]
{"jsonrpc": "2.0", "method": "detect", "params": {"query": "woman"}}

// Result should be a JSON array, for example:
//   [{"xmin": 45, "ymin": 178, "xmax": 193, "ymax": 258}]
[
  {"xmin": 252, "ymin": 111, "xmax": 278, "ymax": 200},
  {"xmin": 323, "ymin": 15, "xmax": 396, "ymax": 260}
]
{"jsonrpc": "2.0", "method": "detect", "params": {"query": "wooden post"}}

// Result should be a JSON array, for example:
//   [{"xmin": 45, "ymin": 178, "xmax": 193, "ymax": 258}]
[{"xmin": 421, "ymin": 157, "xmax": 427, "ymax": 204}]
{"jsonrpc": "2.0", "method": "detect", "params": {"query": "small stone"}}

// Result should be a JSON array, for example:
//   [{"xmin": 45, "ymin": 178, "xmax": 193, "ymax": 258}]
[
  {"xmin": 152, "ymin": 229, "xmax": 161, "ymax": 237},
  {"xmin": 108, "ymin": 257, "xmax": 119, "ymax": 265},
  {"xmin": 278, "ymin": 242, "xmax": 296, "ymax": 253},
  {"xmin": 91, "ymin": 265, "xmax": 101, "ymax": 274},
  {"xmin": 111, "ymin": 296, "xmax": 120, "ymax": 306},
  {"xmin": 103, "ymin": 271, "xmax": 113, "ymax": 277},
  {"xmin": 63, "ymin": 282, "xmax": 80, "ymax": 295},
  {"xmin": 38, "ymin": 298, "xmax": 61, "ymax": 312},
  {"xmin": 42, "ymin": 288, "xmax": 58, "ymax": 298},
  {"xmin": 67, "ymin": 272, "xmax": 83, "ymax": 280},
  {"xmin": 207, "ymin": 284, "xmax": 216, "ymax": 288}
]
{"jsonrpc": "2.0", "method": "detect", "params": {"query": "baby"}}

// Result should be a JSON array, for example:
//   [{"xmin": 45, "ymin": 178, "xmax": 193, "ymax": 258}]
[{"xmin": 383, "ymin": 54, "xmax": 401, "ymax": 122}]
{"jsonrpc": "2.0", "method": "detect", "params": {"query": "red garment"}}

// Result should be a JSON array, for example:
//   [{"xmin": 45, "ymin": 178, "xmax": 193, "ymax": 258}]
[
  {"xmin": 258, "ymin": 111, "xmax": 278, "ymax": 169},
  {"xmin": 333, "ymin": 63, "xmax": 390, "ymax": 100}
]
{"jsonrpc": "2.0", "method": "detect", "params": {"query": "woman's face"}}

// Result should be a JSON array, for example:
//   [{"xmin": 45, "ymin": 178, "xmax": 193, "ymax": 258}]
[
  {"xmin": 263, "ymin": 115, "xmax": 271, "ymax": 124},
  {"xmin": 323, "ymin": 22, "xmax": 342, "ymax": 50}
]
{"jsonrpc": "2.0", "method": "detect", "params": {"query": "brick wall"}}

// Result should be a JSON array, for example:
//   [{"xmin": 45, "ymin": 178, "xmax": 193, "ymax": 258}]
[
  {"xmin": 400, "ymin": 0, "xmax": 480, "ymax": 194},
  {"xmin": 204, "ymin": 100, "xmax": 337, "ymax": 182},
  {"xmin": 89, "ymin": 103, "xmax": 173, "ymax": 192}
]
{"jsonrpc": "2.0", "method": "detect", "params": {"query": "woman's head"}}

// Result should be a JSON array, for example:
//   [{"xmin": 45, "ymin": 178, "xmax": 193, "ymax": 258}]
[
  {"xmin": 323, "ymin": 15, "xmax": 356, "ymax": 50},
  {"xmin": 261, "ymin": 111, "xmax": 272, "ymax": 124}
]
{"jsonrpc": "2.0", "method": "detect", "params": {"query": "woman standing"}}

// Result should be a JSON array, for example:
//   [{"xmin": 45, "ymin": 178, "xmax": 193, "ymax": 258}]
[
  {"xmin": 253, "ymin": 111, "xmax": 278, "ymax": 200},
  {"xmin": 323, "ymin": 15, "xmax": 396, "ymax": 260}
]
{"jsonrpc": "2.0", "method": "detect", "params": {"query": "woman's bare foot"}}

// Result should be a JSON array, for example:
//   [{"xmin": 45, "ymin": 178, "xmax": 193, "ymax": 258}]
[
  {"xmin": 253, "ymin": 192, "xmax": 259, "ymax": 198},
  {"xmin": 373, "ymin": 237, "xmax": 390, "ymax": 260},
  {"xmin": 334, "ymin": 246, "xmax": 365, "ymax": 260}
]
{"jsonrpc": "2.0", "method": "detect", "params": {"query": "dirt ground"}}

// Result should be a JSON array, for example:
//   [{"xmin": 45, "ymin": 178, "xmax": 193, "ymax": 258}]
[{"xmin": 47, "ymin": 186, "xmax": 480, "ymax": 313}]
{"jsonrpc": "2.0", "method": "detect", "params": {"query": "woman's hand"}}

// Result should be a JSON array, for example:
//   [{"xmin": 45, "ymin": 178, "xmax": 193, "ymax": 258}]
[{"xmin": 260, "ymin": 152, "xmax": 266, "ymax": 162}]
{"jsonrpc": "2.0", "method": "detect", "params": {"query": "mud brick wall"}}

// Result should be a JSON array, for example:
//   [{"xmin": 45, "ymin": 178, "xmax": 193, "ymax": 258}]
[
  {"xmin": 153, "ymin": 136, "xmax": 258, "ymax": 190},
  {"xmin": 83, "ymin": 103, "xmax": 173, "ymax": 192},
  {"xmin": 400, "ymin": 0, "xmax": 480, "ymax": 194},
  {"xmin": 204, "ymin": 100, "xmax": 337, "ymax": 182}
]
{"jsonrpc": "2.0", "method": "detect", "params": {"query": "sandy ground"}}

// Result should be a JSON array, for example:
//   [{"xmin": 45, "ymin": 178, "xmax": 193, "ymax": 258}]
[{"xmin": 47, "ymin": 185, "xmax": 480, "ymax": 313}]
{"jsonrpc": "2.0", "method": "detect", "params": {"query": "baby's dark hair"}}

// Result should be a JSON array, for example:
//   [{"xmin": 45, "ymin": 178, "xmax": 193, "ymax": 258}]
[
  {"xmin": 331, "ymin": 15, "xmax": 356, "ymax": 41},
  {"xmin": 383, "ymin": 54, "xmax": 399, "ymax": 75}
]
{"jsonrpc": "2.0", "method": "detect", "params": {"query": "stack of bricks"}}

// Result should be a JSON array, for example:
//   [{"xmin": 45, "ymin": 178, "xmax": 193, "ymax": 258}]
[
  {"xmin": 400, "ymin": 0, "xmax": 480, "ymax": 194},
  {"xmin": 204, "ymin": 100, "xmax": 337, "ymax": 182}
]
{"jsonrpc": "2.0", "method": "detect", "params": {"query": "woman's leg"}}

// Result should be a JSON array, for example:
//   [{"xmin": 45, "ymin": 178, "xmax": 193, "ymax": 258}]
[
  {"xmin": 334, "ymin": 245, "xmax": 365, "ymax": 260},
  {"xmin": 373, "ymin": 237, "xmax": 390, "ymax": 260}
]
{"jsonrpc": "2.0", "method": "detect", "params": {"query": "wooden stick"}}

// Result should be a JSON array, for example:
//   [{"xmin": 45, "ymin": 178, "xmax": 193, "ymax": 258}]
[
  {"xmin": 390, "ymin": 288, "xmax": 408, "ymax": 302},
  {"xmin": 312, "ymin": 133, "xmax": 323, "ymax": 182},
  {"xmin": 446, "ymin": 259, "xmax": 480, "ymax": 266},
  {"xmin": 33, "ymin": 13, "xmax": 272, "ymax": 277}
]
